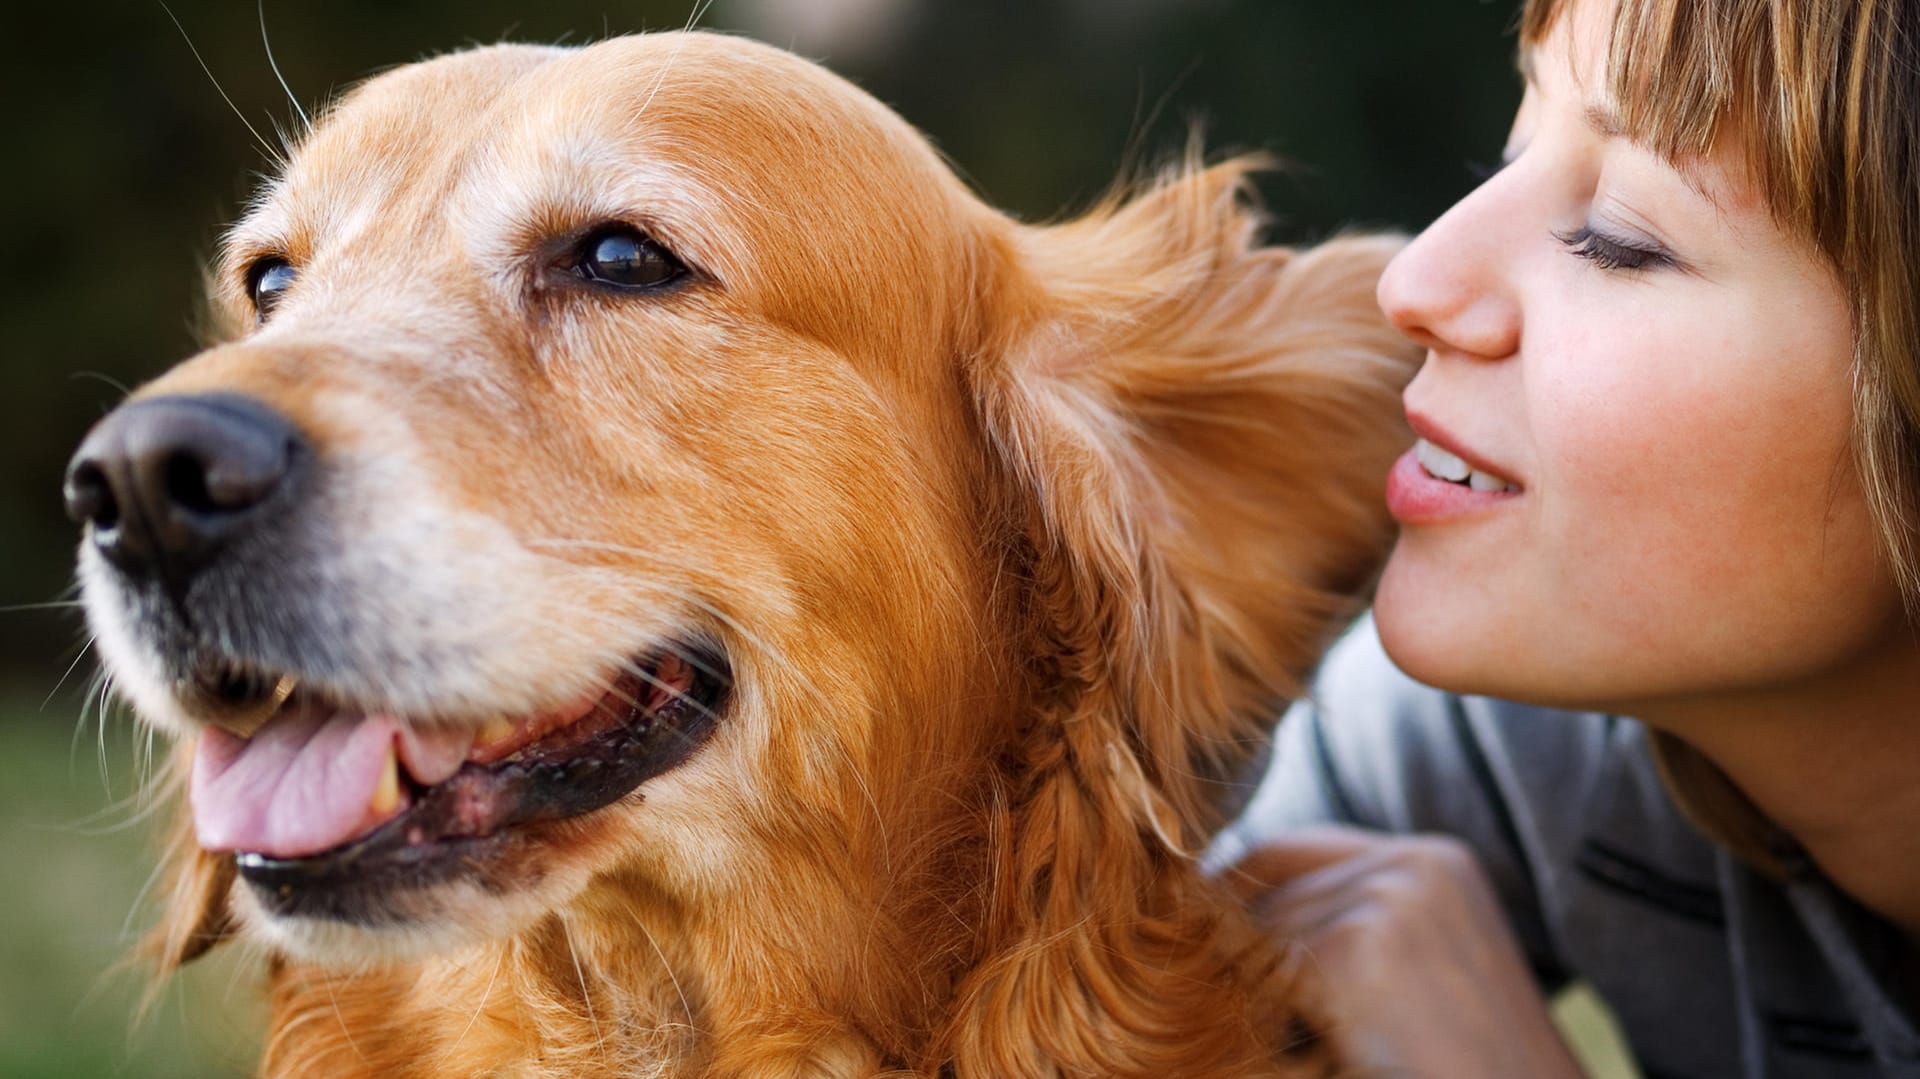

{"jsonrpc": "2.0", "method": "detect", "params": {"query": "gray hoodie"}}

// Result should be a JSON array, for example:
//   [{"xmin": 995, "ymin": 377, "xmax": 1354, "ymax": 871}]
[{"xmin": 1211, "ymin": 616, "xmax": 1920, "ymax": 1078}]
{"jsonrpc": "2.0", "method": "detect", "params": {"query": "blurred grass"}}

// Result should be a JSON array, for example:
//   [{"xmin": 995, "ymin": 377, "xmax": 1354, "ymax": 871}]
[
  {"xmin": 1554, "ymin": 981, "xmax": 1644, "ymax": 1079},
  {"xmin": 0, "ymin": 689, "xmax": 261, "ymax": 1079}
]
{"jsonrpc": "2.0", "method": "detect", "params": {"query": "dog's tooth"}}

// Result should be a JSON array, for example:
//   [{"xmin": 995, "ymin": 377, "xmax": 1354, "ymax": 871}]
[
  {"xmin": 369, "ymin": 748, "xmax": 402, "ymax": 815},
  {"xmin": 477, "ymin": 716, "xmax": 517, "ymax": 745}
]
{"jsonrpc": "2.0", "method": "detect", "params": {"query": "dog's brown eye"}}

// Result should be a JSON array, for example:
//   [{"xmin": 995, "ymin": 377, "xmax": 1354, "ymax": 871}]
[
  {"xmin": 572, "ymin": 226, "xmax": 685, "ymax": 291},
  {"xmin": 247, "ymin": 258, "xmax": 298, "ymax": 319}
]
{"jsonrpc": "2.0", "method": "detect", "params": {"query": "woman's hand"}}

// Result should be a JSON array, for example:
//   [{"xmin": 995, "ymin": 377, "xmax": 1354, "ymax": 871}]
[{"xmin": 1226, "ymin": 826, "xmax": 1586, "ymax": 1078}]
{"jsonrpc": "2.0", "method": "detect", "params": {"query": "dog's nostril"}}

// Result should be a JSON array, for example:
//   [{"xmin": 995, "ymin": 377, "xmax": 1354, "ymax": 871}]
[
  {"xmin": 64, "ymin": 459, "xmax": 119, "ymax": 530},
  {"xmin": 163, "ymin": 450, "xmax": 219, "ymax": 515}
]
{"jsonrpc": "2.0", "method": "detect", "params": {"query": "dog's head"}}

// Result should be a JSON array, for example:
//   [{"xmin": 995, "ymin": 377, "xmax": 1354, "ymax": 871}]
[{"xmin": 70, "ymin": 29, "xmax": 1412, "ymax": 1047}]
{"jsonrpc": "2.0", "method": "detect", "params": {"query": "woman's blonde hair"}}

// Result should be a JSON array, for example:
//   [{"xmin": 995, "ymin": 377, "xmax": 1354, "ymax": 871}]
[{"xmin": 1519, "ymin": 0, "xmax": 1920, "ymax": 869}]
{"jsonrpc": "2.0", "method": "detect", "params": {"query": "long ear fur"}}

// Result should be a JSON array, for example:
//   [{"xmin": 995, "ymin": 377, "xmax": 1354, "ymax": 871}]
[
  {"xmin": 142, "ymin": 740, "xmax": 236, "ymax": 991},
  {"xmin": 979, "ymin": 156, "xmax": 1415, "ymax": 840},
  {"xmin": 939, "ymin": 159, "xmax": 1417, "ymax": 1076}
]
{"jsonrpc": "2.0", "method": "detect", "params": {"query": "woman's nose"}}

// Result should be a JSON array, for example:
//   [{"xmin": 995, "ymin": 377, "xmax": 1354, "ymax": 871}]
[{"xmin": 1376, "ymin": 179, "xmax": 1525, "ymax": 362}]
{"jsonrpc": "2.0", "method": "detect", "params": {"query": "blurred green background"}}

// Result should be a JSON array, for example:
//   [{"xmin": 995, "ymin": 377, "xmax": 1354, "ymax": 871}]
[{"xmin": 0, "ymin": 1, "xmax": 1523, "ymax": 1074}]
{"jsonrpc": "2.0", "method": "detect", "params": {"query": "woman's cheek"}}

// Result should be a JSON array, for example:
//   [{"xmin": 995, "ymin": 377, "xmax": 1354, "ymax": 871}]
[
  {"xmin": 1536, "ymin": 331, "xmax": 1746, "ymax": 568},
  {"xmin": 1535, "ymin": 308, "xmax": 1891, "ymax": 685}
]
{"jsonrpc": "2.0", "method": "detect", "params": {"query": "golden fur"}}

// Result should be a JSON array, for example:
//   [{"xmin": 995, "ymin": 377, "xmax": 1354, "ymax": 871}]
[{"xmin": 92, "ymin": 31, "xmax": 1417, "ymax": 1078}]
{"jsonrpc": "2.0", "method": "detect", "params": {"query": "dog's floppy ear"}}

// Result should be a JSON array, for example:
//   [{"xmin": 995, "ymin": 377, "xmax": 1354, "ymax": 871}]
[
  {"xmin": 971, "ymin": 157, "xmax": 1418, "ymax": 843},
  {"xmin": 937, "ymin": 159, "xmax": 1416, "ymax": 1074},
  {"xmin": 142, "ymin": 741, "xmax": 236, "ymax": 983}
]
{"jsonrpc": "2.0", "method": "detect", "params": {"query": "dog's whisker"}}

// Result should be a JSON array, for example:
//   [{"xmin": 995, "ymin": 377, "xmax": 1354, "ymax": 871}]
[
  {"xmin": 156, "ymin": 1, "xmax": 284, "ymax": 166},
  {"xmin": 645, "ymin": 635, "xmax": 730, "ymax": 686},
  {"xmin": 0, "ymin": 599, "xmax": 85, "ymax": 612},
  {"xmin": 264, "ymin": 112, "xmax": 303, "ymax": 180},
  {"xmin": 634, "ymin": 0, "xmax": 714, "ymax": 125},
  {"xmin": 64, "ymin": 662, "xmax": 117, "ymax": 792},
  {"xmin": 257, "ymin": 0, "xmax": 311, "ymax": 134},
  {"xmin": 432, "ymin": 947, "xmax": 508, "ymax": 1071},
  {"xmin": 135, "ymin": 717, "xmax": 161, "ymax": 798},
  {"xmin": 68, "ymin": 666, "xmax": 105, "ymax": 765},
  {"xmin": 48, "ymin": 770, "xmax": 162, "ymax": 834},
  {"xmin": 69, "ymin": 369, "xmax": 135, "ymax": 402},
  {"xmin": 44, "ymin": 635, "xmax": 97, "ymax": 711},
  {"xmin": 51, "ymin": 698, "xmax": 172, "ymax": 840},
  {"xmin": 94, "ymin": 672, "xmax": 115, "ymax": 782},
  {"xmin": 118, "ymin": 770, "xmax": 191, "ymax": 942},
  {"xmin": 560, "ymin": 917, "xmax": 609, "ymax": 1065},
  {"xmin": 633, "ymin": 913, "xmax": 698, "ymax": 1039},
  {"xmin": 604, "ymin": 656, "xmax": 721, "ymax": 726},
  {"xmin": 318, "ymin": 974, "xmax": 372, "ymax": 1065}
]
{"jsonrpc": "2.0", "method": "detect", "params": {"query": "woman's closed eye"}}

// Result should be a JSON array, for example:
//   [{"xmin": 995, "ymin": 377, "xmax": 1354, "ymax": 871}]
[{"xmin": 1554, "ymin": 224, "xmax": 1676, "ymax": 272}]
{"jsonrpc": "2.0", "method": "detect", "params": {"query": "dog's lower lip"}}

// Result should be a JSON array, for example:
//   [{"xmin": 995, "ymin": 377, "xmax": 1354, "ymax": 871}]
[{"xmin": 232, "ymin": 643, "xmax": 731, "ymax": 919}]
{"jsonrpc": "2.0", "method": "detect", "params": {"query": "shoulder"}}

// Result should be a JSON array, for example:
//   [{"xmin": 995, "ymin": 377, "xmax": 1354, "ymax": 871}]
[{"xmin": 1213, "ymin": 616, "xmax": 1718, "ymax": 989}]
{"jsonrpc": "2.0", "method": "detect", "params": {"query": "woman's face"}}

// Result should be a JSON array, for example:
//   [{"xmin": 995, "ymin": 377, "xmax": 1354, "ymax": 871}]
[{"xmin": 1373, "ymin": 0, "xmax": 1902, "ymax": 713}]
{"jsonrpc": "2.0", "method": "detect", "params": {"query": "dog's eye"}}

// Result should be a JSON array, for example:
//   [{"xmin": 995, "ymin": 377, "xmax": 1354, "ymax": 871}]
[
  {"xmin": 571, "ymin": 226, "xmax": 686, "ymax": 291},
  {"xmin": 247, "ymin": 258, "xmax": 298, "ymax": 319}
]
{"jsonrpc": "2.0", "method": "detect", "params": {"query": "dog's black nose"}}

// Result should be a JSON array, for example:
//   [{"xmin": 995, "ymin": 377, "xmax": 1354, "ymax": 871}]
[{"xmin": 64, "ymin": 393, "xmax": 307, "ymax": 584}]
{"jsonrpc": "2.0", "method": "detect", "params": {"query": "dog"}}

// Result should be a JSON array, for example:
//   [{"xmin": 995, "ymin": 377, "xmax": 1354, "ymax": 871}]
[{"xmin": 67, "ymin": 31, "xmax": 1417, "ymax": 1078}]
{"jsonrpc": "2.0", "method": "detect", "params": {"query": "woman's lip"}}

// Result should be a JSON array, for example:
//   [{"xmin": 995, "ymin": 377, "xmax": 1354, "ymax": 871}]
[
  {"xmin": 1403, "ymin": 410, "xmax": 1520, "ymax": 487},
  {"xmin": 1385, "ymin": 447, "xmax": 1523, "ymax": 524}
]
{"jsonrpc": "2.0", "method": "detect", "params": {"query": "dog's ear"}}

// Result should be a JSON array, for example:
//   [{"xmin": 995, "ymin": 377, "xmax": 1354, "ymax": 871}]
[
  {"xmin": 141, "ymin": 740, "xmax": 236, "ymax": 984},
  {"xmin": 939, "ymin": 160, "xmax": 1415, "ymax": 1074},
  {"xmin": 969, "ymin": 157, "xmax": 1418, "ymax": 843}
]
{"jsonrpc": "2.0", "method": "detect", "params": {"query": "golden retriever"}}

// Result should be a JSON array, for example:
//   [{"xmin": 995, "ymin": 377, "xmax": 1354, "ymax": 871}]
[{"xmin": 66, "ymin": 31, "xmax": 1416, "ymax": 1078}]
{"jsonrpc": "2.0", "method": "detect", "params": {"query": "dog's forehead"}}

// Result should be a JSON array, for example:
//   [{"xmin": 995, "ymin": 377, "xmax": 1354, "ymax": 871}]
[
  {"xmin": 245, "ymin": 44, "xmax": 560, "ymax": 231},
  {"xmin": 228, "ymin": 31, "xmax": 987, "ymax": 372},
  {"xmin": 519, "ymin": 31, "xmax": 903, "ymax": 131},
  {"xmin": 262, "ymin": 34, "xmax": 946, "ymax": 240}
]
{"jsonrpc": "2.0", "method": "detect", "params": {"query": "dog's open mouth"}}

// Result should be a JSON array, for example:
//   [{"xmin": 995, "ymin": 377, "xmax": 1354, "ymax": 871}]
[{"xmin": 188, "ymin": 644, "xmax": 730, "ymax": 918}]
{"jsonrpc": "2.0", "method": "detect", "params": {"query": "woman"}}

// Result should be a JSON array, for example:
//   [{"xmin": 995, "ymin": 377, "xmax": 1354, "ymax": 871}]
[{"xmin": 1217, "ymin": 0, "xmax": 1920, "ymax": 1075}]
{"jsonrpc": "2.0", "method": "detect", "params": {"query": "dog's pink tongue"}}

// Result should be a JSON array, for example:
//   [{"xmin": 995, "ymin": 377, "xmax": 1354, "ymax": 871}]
[{"xmin": 192, "ymin": 708, "xmax": 473, "ymax": 858}]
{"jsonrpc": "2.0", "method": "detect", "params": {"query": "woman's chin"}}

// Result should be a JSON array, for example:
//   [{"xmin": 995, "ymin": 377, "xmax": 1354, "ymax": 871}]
[{"xmin": 1373, "ymin": 548, "xmax": 1525, "ymax": 701}]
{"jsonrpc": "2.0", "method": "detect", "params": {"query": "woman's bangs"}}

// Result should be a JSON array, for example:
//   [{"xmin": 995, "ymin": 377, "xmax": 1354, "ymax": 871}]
[{"xmin": 1518, "ymin": 0, "xmax": 1831, "ymax": 243}]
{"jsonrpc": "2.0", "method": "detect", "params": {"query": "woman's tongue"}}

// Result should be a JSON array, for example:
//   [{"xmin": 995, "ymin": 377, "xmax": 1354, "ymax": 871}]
[{"xmin": 191, "ymin": 706, "xmax": 475, "ymax": 858}]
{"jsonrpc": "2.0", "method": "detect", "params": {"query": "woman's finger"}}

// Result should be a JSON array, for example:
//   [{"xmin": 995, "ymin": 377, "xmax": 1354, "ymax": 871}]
[{"xmin": 1215, "ymin": 825, "xmax": 1388, "ymax": 900}]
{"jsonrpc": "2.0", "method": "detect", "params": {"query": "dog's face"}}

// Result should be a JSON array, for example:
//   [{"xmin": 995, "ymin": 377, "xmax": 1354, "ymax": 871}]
[
  {"xmin": 76, "ymin": 35, "xmax": 1013, "ymax": 960},
  {"xmin": 70, "ymin": 30, "xmax": 1413, "ymax": 1006}
]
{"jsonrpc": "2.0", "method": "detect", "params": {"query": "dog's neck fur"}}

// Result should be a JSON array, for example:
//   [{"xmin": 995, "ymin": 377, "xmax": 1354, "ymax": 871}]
[{"xmin": 254, "ymin": 715, "xmax": 1328, "ymax": 1079}]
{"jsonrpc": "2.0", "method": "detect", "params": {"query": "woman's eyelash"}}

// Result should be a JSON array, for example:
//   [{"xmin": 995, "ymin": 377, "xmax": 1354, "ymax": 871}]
[{"xmin": 1553, "ymin": 225, "xmax": 1674, "ymax": 271}]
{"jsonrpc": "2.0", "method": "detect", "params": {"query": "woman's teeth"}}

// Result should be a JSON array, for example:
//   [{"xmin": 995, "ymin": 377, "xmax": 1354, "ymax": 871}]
[{"xmin": 1415, "ymin": 438, "xmax": 1518, "ymax": 493}]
